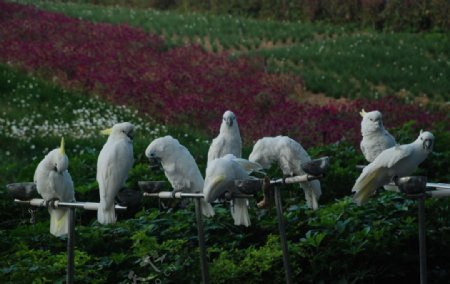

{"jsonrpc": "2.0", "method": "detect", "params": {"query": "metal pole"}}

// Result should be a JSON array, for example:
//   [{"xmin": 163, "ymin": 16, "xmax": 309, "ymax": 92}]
[
  {"xmin": 418, "ymin": 195, "xmax": 427, "ymax": 284},
  {"xmin": 67, "ymin": 207, "xmax": 75, "ymax": 284},
  {"xmin": 194, "ymin": 198, "xmax": 209, "ymax": 284},
  {"xmin": 274, "ymin": 186, "xmax": 293, "ymax": 284}
]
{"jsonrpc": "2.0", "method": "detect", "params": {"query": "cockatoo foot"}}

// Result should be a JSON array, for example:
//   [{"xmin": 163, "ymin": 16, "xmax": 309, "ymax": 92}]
[
  {"xmin": 46, "ymin": 198, "xmax": 60, "ymax": 209},
  {"xmin": 171, "ymin": 189, "xmax": 183, "ymax": 198},
  {"xmin": 257, "ymin": 176, "xmax": 271, "ymax": 209},
  {"xmin": 392, "ymin": 175, "xmax": 400, "ymax": 186}
]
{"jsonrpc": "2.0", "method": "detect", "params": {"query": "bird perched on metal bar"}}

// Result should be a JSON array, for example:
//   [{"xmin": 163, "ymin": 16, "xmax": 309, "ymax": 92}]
[
  {"xmin": 204, "ymin": 154, "xmax": 262, "ymax": 226},
  {"xmin": 207, "ymin": 110, "xmax": 242, "ymax": 165},
  {"xmin": 145, "ymin": 135, "xmax": 215, "ymax": 217},
  {"xmin": 360, "ymin": 109, "xmax": 396, "ymax": 163},
  {"xmin": 353, "ymin": 130, "xmax": 434, "ymax": 205},
  {"xmin": 249, "ymin": 136, "xmax": 322, "ymax": 210},
  {"xmin": 97, "ymin": 122, "xmax": 134, "ymax": 224},
  {"xmin": 34, "ymin": 137, "xmax": 76, "ymax": 236}
]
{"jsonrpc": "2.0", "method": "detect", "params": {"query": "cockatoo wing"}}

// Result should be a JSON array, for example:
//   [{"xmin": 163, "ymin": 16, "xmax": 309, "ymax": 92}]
[
  {"xmin": 352, "ymin": 145, "xmax": 412, "ymax": 205},
  {"xmin": 57, "ymin": 171, "xmax": 75, "ymax": 202},
  {"xmin": 352, "ymin": 165, "xmax": 389, "ymax": 205},
  {"xmin": 207, "ymin": 136, "xmax": 225, "ymax": 163},
  {"xmin": 230, "ymin": 157, "xmax": 263, "ymax": 174},
  {"xmin": 204, "ymin": 157, "xmax": 251, "ymax": 226},
  {"xmin": 385, "ymin": 145, "xmax": 412, "ymax": 168},
  {"xmin": 360, "ymin": 142, "xmax": 367, "ymax": 160},
  {"xmin": 97, "ymin": 140, "xmax": 133, "ymax": 224},
  {"xmin": 279, "ymin": 137, "xmax": 311, "ymax": 176}
]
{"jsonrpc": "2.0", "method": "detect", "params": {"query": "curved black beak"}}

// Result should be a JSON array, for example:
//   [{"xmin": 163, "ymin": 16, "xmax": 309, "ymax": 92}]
[
  {"xmin": 148, "ymin": 156, "xmax": 162, "ymax": 171},
  {"xmin": 423, "ymin": 139, "xmax": 433, "ymax": 151},
  {"xmin": 226, "ymin": 117, "xmax": 233, "ymax": 127},
  {"xmin": 127, "ymin": 132, "xmax": 134, "ymax": 141}
]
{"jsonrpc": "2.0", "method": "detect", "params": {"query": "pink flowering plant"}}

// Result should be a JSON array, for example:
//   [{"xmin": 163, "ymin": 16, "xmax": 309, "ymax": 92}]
[{"xmin": 0, "ymin": 2, "xmax": 446, "ymax": 148}]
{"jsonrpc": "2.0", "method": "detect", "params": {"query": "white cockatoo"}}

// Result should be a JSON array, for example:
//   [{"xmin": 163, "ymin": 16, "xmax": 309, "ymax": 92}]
[
  {"xmin": 207, "ymin": 110, "xmax": 242, "ymax": 164},
  {"xmin": 145, "ymin": 135, "xmax": 215, "ymax": 217},
  {"xmin": 352, "ymin": 130, "xmax": 434, "ymax": 205},
  {"xmin": 204, "ymin": 154, "xmax": 261, "ymax": 226},
  {"xmin": 249, "ymin": 136, "xmax": 322, "ymax": 210},
  {"xmin": 97, "ymin": 122, "xmax": 134, "ymax": 224},
  {"xmin": 34, "ymin": 138, "xmax": 76, "ymax": 237},
  {"xmin": 360, "ymin": 109, "xmax": 396, "ymax": 163}
]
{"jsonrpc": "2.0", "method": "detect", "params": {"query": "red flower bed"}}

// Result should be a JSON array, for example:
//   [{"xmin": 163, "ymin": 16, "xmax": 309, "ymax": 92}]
[{"xmin": 0, "ymin": 2, "xmax": 444, "ymax": 147}]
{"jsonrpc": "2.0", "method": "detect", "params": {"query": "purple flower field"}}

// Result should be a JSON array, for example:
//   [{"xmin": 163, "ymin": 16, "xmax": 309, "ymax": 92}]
[{"xmin": 0, "ymin": 1, "xmax": 444, "ymax": 147}]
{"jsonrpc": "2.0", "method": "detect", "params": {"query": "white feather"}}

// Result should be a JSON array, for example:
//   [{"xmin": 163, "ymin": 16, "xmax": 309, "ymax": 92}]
[
  {"xmin": 145, "ymin": 136, "xmax": 214, "ymax": 217},
  {"xmin": 353, "ymin": 131, "xmax": 434, "ymax": 205},
  {"xmin": 34, "ymin": 147, "xmax": 75, "ymax": 237},
  {"xmin": 249, "ymin": 136, "xmax": 322, "ymax": 210},
  {"xmin": 360, "ymin": 110, "xmax": 396, "ymax": 162},
  {"xmin": 97, "ymin": 122, "xmax": 134, "ymax": 224},
  {"xmin": 207, "ymin": 110, "xmax": 242, "ymax": 164},
  {"xmin": 204, "ymin": 156, "xmax": 251, "ymax": 226}
]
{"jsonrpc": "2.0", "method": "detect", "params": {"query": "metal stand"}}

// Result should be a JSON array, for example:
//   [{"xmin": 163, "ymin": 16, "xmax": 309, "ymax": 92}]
[
  {"xmin": 417, "ymin": 195, "xmax": 427, "ymax": 284},
  {"xmin": 194, "ymin": 198, "xmax": 209, "ymax": 284},
  {"xmin": 13, "ymin": 198, "xmax": 127, "ymax": 284},
  {"xmin": 274, "ymin": 186, "xmax": 293, "ymax": 284},
  {"xmin": 67, "ymin": 208, "xmax": 75, "ymax": 284}
]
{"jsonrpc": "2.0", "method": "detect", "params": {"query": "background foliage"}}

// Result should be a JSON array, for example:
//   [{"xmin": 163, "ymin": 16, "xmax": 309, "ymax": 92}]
[{"xmin": 35, "ymin": 0, "xmax": 450, "ymax": 31}]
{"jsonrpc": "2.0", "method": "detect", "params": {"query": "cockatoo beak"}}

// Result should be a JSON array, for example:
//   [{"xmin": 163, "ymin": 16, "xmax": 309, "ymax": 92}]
[
  {"xmin": 127, "ymin": 131, "xmax": 134, "ymax": 141},
  {"xmin": 226, "ymin": 117, "xmax": 233, "ymax": 127},
  {"xmin": 359, "ymin": 109, "xmax": 367, "ymax": 118},
  {"xmin": 148, "ymin": 154, "xmax": 162, "ymax": 171},
  {"xmin": 100, "ymin": 128, "xmax": 113, "ymax": 135},
  {"xmin": 60, "ymin": 137, "xmax": 65, "ymax": 155},
  {"xmin": 423, "ymin": 139, "xmax": 433, "ymax": 151}
]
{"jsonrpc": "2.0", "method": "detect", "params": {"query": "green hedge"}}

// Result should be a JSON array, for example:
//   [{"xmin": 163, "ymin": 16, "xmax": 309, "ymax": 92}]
[{"xmin": 48, "ymin": 0, "xmax": 450, "ymax": 31}]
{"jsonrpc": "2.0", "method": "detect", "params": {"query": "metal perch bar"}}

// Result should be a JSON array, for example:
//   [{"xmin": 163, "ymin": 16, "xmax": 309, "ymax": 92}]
[
  {"xmin": 426, "ymin": 189, "xmax": 450, "ymax": 198},
  {"xmin": 143, "ymin": 191, "xmax": 253, "ymax": 199},
  {"xmin": 426, "ymin": 182, "xmax": 450, "ymax": 191},
  {"xmin": 425, "ymin": 182, "xmax": 450, "ymax": 198},
  {"xmin": 271, "ymin": 174, "xmax": 320, "ymax": 185},
  {"xmin": 14, "ymin": 198, "xmax": 127, "ymax": 211}
]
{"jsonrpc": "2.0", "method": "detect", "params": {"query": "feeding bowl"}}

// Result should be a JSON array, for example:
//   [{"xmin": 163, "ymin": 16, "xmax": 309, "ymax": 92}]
[
  {"xmin": 138, "ymin": 181, "xmax": 167, "ymax": 193},
  {"xmin": 6, "ymin": 182, "xmax": 38, "ymax": 200},
  {"xmin": 301, "ymin": 157, "xmax": 330, "ymax": 176},
  {"xmin": 396, "ymin": 176, "xmax": 427, "ymax": 194},
  {"xmin": 116, "ymin": 187, "xmax": 143, "ymax": 208},
  {"xmin": 234, "ymin": 179, "xmax": 263, "ymax": 194},
  {"xmin": 116, "ymin": 187, "xmax": 142, "ymax": 212}
]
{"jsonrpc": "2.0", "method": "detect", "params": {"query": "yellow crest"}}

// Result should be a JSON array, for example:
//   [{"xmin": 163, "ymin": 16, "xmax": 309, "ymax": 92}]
[
  {"xmin": 100, "ymin": 128, "xmax": 113, "ymax": 135},
  {"xmin": 359, "ymin": 109, "xmax": 367, "ymax": 118},
  {"xmin": 60, "ymin": 137, "xmax": 65, "ymax": 155}
]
